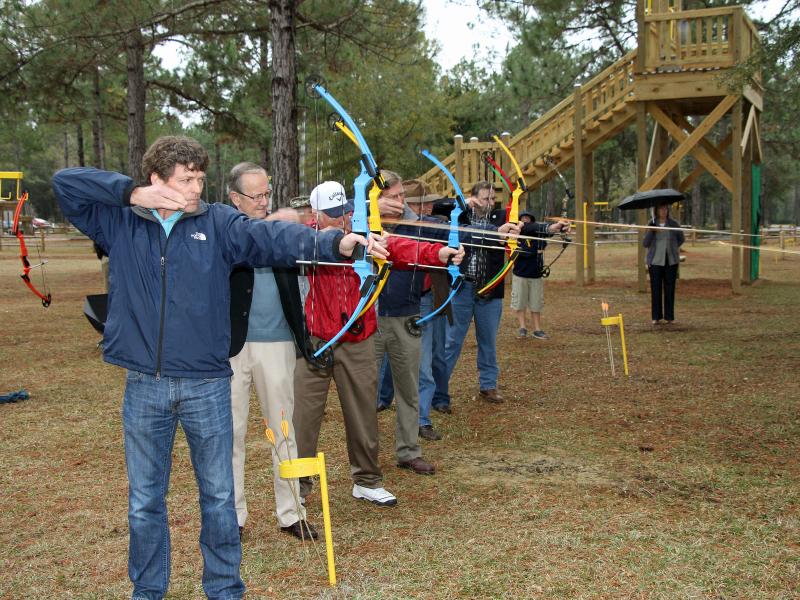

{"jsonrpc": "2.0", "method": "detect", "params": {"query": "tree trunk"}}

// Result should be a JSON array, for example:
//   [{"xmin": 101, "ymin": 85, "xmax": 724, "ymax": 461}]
[
  {"xmin": 269, "ymin": 0, "xmax": 299, "ymax": 208},
  {"xmin": 126, "ymin": 30, "xmax": 147, "ymax": 182},
  {"xmin": 92, "ymin": 66, "xmax": 105, "ymax": 169},
  {"xmin": 76, "ymin": 123, "xmax": 85, "ymax": 166},
  {"xmin": 215, "ymin": 140, "xmax": 223, "ymax": 203},
  {"xmin": 63, "ymin": 127, "xmax": 69, "ymax": 168},
  {"xmin": 691, "ymin": 176, "xmax": 701, "ymax": 228}
]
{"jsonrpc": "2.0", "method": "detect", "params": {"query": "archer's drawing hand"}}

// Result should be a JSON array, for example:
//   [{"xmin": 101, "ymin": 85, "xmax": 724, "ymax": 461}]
[
  {"xmin": 339, "ymin": 232, "xmax": 390, "ymax": 260},
  {"xmin": 438, "ymin": 244, "xmax": 465, "ymax": 266},
  {"xmin": 548, "ymin": 220, "xmax": 571, "ymax": 235},
  {"xmin": 498, "ymin": 222, "xmax": 521, "ymax": 236},
  {"xmin": 266, "ymin": 208, "xmax": 300, "ymax": 223},
  {"xmin": 130, "ymin": 184, "xmax": 188, "ymax": 212},
  {"xmin": 378, "ymin": 194, "xmax": 404, "ymax": 218}
]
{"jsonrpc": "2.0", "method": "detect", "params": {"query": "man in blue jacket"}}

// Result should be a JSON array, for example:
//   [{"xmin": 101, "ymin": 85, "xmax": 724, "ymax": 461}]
[{"xmin": 52, "ymin": 136, "xmax": 384, "ymax": 600}]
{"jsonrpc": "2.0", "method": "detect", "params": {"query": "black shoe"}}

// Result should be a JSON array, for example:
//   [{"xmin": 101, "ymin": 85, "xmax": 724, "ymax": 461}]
[
  {"xmin": 419, "ymin": 425, "xmax": 443, "ymax": 441},
  {"xmin": 280, "ymin": 520, "xmax": 319, "ymax": 540},
  {"xmin": 377, "ymin": 403, "xmax": 390, "ymax": 412},
  {"xmin": 432, "ymin": 404, "xmax": 452, "ymax": 414}
]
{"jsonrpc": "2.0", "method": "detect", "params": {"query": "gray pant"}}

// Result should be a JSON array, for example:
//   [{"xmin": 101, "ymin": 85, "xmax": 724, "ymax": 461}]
[{"xmin": 374, "ymin": 315, "xmax": 422, "ymax": 463}]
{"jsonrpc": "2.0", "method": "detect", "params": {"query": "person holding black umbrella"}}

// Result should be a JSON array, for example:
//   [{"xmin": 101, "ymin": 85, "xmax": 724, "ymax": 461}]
[{"xmin": 643, "ymin": 203, "xmax": 685, "ymax": 325}]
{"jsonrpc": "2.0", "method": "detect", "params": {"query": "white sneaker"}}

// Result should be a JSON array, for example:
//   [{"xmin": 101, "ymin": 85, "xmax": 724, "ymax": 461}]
[{"xmin": 352, "ymin": 484, "xmax": 397, "ymax": 507}]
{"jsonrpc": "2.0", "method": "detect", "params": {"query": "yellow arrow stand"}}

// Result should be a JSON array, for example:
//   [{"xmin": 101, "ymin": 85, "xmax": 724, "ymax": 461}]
[
  {"xmin": 600, "ymin": 314, "xmax": 630, "ymax": 376},
  {"xmin": 278, "ymin": 453, "xmax": 336, "ymax": 586}
]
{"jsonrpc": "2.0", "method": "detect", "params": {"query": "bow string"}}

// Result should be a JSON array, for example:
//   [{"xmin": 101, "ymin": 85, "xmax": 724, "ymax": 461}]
[
  {"xmin": 307, "ymin": 82, "xmax": 387, "ymax": 359},
  {"xmin": 414, "ymin": 149, "xmax": 467, "ymax": 326}
]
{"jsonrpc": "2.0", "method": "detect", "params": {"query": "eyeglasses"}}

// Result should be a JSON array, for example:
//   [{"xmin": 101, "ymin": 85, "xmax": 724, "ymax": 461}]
[{"xmin": 236, "ymin": 190, "xmax": 270, "ymax": 202}]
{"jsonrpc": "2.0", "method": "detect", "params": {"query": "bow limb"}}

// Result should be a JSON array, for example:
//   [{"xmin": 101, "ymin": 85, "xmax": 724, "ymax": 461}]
[
  {"xmin": 540, "ymin": 155, "xmax": 574, "ymax": 278},
  {"xmin": 482, "ymin": 153, "xmax": 515, "ymax": 196},
  {"xmin": 332, "ymin": 120, "xmax": 391, "ymax": 319},
  {"xmin": 12, "ymin": 192, "xmax": 51, "ymax": 307},
  {"xmin": 310, "ymin": 84, "xmax": 386, "ymax": 359},
  {"xmin": 476, "ymin": 136, "xmax": 526, "ymax": 297},
  {"xmin": 414, "ymin": 150, "xmax": 466, "ymax": 326}
]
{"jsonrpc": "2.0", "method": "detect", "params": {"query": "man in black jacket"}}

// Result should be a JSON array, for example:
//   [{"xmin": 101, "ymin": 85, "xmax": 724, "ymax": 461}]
[{"xmin": 227, "ymin": 162, "xmax": 317, "ymax": 541}]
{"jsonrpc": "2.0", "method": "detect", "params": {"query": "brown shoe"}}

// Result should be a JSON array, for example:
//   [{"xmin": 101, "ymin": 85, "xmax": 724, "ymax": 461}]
[
  {"xmin": 398, "ymin": 456, "xmax": 435, "ymax": 475},
  {"xmin": 419, "ymin": 425, "xmax": 443, "ymax": 441},
  {"xmin": 478, "ymin": 388, "xmax": 504, "ymax": 403}
]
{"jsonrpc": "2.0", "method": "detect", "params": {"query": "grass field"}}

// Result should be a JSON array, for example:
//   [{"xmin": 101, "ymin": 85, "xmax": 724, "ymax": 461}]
[{"xmin": 1, "ymin": 239, "xmax": 798, "ymax": 599}]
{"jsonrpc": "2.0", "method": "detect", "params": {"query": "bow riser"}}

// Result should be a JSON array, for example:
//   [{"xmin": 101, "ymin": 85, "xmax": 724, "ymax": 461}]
[{"xmin": 309, "ymin": 83, "xmax": 386, "ymax": 359}]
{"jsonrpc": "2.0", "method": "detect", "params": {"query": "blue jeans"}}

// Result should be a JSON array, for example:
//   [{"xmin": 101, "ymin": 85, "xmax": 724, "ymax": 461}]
[
  {"xmin": 376, "ymin": 353, "xmax": 394, "ymax": 408},
  {"xmin": 419, "ymin": 293, "xmax": 450, "ymax": 422},
  {"xmin": 444, "ymin": 282, "xmax": 503, "ymax": 393},
  {"xmin": 123, "ymin": 371, "xmax": 244, "ymax": 600}
]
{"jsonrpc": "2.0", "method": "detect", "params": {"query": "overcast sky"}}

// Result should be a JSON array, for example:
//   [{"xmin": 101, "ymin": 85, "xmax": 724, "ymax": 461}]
[
  {"xmin": 155, "ymin": 1, "xmax": 795, "ymax": 76},
  {"xmin": 422, "ymin": 0, "xmax": 793, "ymax": 73}
]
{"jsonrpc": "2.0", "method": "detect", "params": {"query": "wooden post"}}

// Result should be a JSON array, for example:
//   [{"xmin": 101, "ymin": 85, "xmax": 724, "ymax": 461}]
[
  {"xmin": 454, "ymin": 135, "xmax": 464, "ymax": 194},
  {"xmin": 731, "ymin": 98, "xmax": 743, "ymax": 293},
  {"xmin": 469, "ymin": 136, "xmax": 480, "ymax": 190},
  {"xmin": 636, "ymin": 102, "xmax": 648, "ymax": 292},
  {"xmin": 39, "ymin": 227, "xmax": 46, "ymax": 253},
  {"xmin": 574, "ymin": 83, "xmax": 585, "ymax": 286},
  {"xmin": 636, "ymin": 0, "xmax": 646, "ymax": 74}
]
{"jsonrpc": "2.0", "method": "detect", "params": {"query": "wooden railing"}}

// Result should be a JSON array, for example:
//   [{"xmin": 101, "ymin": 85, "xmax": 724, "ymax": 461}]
[{"xmin": 642, "ymin": 6, "xmax": 759, "ymax": 75}]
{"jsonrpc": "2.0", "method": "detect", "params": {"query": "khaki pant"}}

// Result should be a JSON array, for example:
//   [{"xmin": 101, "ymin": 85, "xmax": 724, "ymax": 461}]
[
  {"xmin": 294, "ymin": 336, "xmax": 383, "ymax": 496},
  {"xmin": 510, "ymin": 274, "xmax": 544, "ymax": 312},
  {"xmin": 230, "ymin": 341, "xmax": 304, "ymax": 528},
  {"xmin": 374, "ymin": 316, "xmax": 422, "ymax": 462}
]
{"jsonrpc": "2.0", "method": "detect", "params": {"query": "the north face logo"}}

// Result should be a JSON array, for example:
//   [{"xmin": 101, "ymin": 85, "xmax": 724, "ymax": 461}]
[{"xmin": 191, "ymin": 232, "xmax": 207, "ymax": 241}]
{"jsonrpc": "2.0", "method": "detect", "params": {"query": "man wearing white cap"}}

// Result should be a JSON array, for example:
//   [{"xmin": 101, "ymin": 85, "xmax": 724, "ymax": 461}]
[{"xmin": 294, "ymin": 180, "xmax": 463, "ymax": 506}]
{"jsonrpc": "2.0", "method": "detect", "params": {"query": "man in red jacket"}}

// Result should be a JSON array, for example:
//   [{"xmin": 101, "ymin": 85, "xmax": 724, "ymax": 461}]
[{"xmin": 293, "ymin": 180, "xmax": 463, "ymax": 506}]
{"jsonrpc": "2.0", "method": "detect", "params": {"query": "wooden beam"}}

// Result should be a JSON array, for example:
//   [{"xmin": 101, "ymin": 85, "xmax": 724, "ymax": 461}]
[
  {"xmin": 679, "ymin": 133, "xmax": 732, "ymax": 191},
  {"xmin": 648, "ymin": 102, "xmax": 733, "ymax": 192},
  {"xmin": 672, "ymin": 113, "xmax": 732, "ymax": 174},
  {"xmin": 636, "ymin": 102, "xmax": 648, "ymax": 293},
  {"xmin": 640, "ymin": 95, "xmax": 738, "ymax": 191},
  {"xmin": 574, "ymin": 83, "xmax": 585, "ymax": 286},
  {"xmin": 753, "ymin": 111, "xmax": 763, "ymax": 163},
  {"xmin": 741, "ymin": 104, "xmax": 756, "ymax": 157}
]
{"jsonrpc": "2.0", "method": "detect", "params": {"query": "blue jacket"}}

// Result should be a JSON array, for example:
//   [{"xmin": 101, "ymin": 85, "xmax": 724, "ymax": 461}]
[
  {"xmin": 513, "ymin": 222, "xmax": 552, "ymax": 279},
  {"xmin": 53, "ymin": 167, "xmax": 344, "ymax": 378}
]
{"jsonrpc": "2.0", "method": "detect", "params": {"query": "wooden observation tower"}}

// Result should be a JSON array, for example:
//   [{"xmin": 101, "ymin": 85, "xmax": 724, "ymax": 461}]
[{"xmin": 418, "ymin": 0, "xmax": 763, "ymax": 292}]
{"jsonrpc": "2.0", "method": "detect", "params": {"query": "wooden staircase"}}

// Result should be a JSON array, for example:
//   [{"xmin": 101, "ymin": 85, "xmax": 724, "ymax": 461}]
[
  {"xmin": 419, "ymin": 3, "xmax": 762, "ymax": 204},
  {"xmin": 419, "ymin": 51, "xmax": 638, "ymax": 199}
]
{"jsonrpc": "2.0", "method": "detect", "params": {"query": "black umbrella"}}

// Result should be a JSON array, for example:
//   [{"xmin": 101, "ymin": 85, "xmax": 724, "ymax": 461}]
[
  {"xmin": 84, "ymin": 294, "xmax": 108, "ymax": 334},
  {"xmin": 618, "ymin": 189, "xmax": 685, "ymax": 211}
]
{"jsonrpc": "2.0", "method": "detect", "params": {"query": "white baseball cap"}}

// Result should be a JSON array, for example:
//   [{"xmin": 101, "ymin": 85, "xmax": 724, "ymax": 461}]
[{"xmin": 309, "ymin": 181, "xmax": 354, "ymax": 218}]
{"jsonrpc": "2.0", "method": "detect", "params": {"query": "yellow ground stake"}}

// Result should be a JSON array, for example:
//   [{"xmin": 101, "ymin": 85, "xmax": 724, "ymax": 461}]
[
  {"xmin": 600, "ymin": 310, "xmax": 629, "ymax": 376},
  {"xmin": 279, "ymin": 453, "xmax": 336, "ymax": 586}
]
